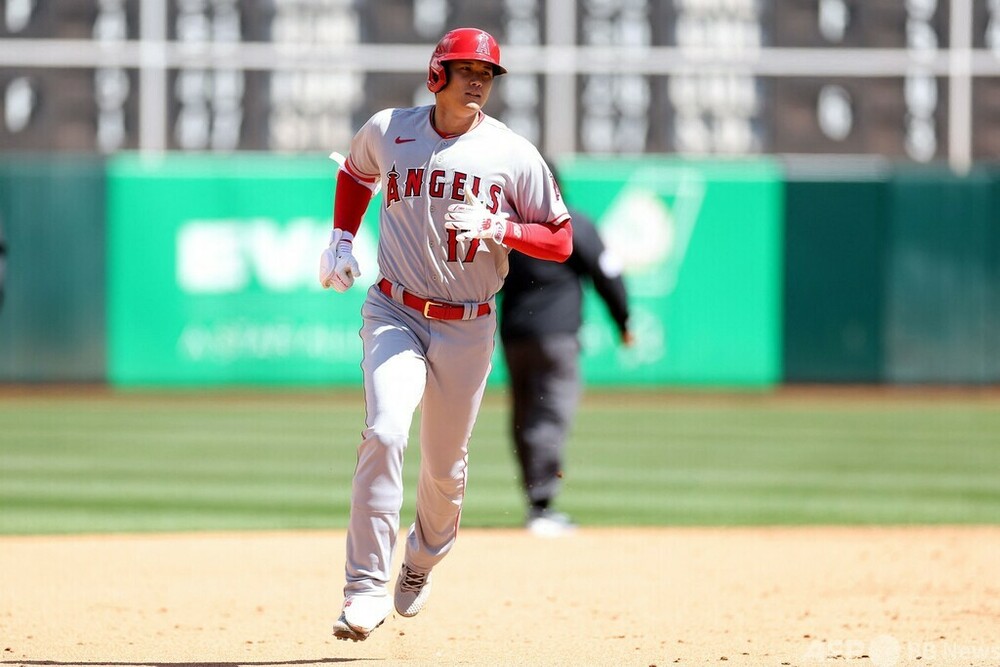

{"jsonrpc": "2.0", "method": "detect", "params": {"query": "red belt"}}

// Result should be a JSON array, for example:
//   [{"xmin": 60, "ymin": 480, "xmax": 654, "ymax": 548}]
[{"xmin": 378, "ymin": 278, "xmax": 491, "ymax": 320}]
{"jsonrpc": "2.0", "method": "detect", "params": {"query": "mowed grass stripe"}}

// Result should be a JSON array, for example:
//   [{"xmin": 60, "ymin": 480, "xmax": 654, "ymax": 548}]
[
  {"xmin": 572, "ymin": 414, "xmax": 999, "ymax": 447},
  {"xmin": 0, "ymin": 507, "xmax": 342, "ymax": 534},
  {"xmin": 567, "ymin": 491, "xmax": 1000, "ymax": 525},
  {"xmin": 566, "ymin": 466, "xmax": 1000, "ymax": 494},
  {"xmin": 0, "ymin": 476, "xmax": 352, "ymax": 503},
  {"xmin": 0, "ymin": 455, "xmax": 345, "ymax": 481}
]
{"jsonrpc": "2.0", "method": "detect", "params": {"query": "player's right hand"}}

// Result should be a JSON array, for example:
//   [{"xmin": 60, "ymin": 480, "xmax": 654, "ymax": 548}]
[
  {"xmin": 319, "ymin": 228, "xmax": 361, "ymax": 292},
  {"xmin": 445, "ymin": 188, "xmax": 509, "ymax": 244}
]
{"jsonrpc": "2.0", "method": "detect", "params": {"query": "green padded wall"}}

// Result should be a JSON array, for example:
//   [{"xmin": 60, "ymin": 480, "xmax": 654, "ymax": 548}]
[
  {"xmin": 884, "ymin": 167, "xmax": 999, "ymax": 383},
  {"xmin": 783, "ymin": 163, "xmax": 889, "ymax": 382},
  {"xmin": 0, "ymin": 156, "xmax": 107, "ymax": 382}
]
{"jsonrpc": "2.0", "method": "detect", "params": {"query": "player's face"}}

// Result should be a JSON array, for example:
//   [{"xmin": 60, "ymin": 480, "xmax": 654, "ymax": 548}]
[{"xmin": 440, "ymin": 60, "xmax": 494, "ymax": 113}]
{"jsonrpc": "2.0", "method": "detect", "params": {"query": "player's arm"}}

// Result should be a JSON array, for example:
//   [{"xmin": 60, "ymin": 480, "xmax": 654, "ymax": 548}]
[
  {"xmin": 334, "ymin": 167, "xmax": 375, "ymax": 237},
  {"xmin": 500, "ymin": 153, "xmax": 573, "ymax": 261},
  {"xmin": 572, "ymin": 216, "xmax": 631, "ymax": 341},
  {"xmin": 502, "ymin": 217, "xmax": 573, "ymax": 262},
  {"xmin": 444, "ymin": 190, "xmax": 573, "ymax": 262},
  {"xmin": 320, "ymin": 156, "xmax": 378, "ymax": 292}
]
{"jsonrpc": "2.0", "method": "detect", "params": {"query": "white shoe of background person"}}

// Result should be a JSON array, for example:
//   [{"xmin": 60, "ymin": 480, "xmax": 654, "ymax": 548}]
[
  {"xmin": 332, "ymin": 593, "xmax": 392, "ymax": 642},
  {"xmin": 526, "ymin": 508, "xmax": 577, "ymax": 538},
  {"xmin": 394, "ymin": 563, "xmax": 433, "ymax": 617}
]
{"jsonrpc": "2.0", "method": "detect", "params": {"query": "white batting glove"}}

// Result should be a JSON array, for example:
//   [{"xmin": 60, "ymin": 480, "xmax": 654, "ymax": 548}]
[
  {"xmin": 444, "ymin": 188, "xmax": 509, "ymax": 244},
  {"xmin": 319, "ymin": 228, "xmax": 361, "ymax": 292}
]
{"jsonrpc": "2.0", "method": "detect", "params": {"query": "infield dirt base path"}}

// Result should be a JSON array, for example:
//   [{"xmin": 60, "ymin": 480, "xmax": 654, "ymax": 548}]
[{"xmin": 1, "ymin": 527, "xmax": 998, "ymax": 667}]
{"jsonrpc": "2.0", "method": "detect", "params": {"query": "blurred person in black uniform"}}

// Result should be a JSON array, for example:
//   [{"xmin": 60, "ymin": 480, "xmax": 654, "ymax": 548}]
[{"xmin": 500, "ymin": 194, "xmax": 632, "ymax": 537}]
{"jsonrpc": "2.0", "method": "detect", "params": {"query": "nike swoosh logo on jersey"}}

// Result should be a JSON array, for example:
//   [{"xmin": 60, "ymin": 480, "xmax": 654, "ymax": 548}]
[{"xmin": 395, "ymin": 136, "xmax": 416, "ymax": 144}]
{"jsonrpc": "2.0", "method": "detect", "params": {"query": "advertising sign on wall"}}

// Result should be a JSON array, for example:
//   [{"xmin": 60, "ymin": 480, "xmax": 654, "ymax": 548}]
[{"xmin": 107, "ymin": 154, "xmax": 373, "ymax": 385}]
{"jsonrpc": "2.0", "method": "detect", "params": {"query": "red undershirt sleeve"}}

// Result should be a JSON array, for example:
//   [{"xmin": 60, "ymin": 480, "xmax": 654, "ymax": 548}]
[
  {"xmin": 333, "ymin": 169, "xmax": 374, "ymax": 237},
  {"xmin": 502, "ymin": 219, "xmax": 574, "ymax": 262}
]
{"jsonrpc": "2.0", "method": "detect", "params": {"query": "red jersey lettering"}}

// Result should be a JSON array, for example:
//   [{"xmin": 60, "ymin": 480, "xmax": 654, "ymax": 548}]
[
  {"xmin": 429, "ymin": 170, "xmax": 447, "ymax": 199},
  {"xmin": 404, "ymin": 168, "xmax": 424, "ymax": 197},
  {"xmin": 451, "ymin": 172, "xmax": 468, "ymax": 201}
]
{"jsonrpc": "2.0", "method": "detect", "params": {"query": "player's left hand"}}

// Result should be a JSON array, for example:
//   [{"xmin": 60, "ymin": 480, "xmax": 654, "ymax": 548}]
[
  {"xmin": 445, "ymin": 189, "xmax": 509, "ymax": 243},
  {"xmin": 319, "ymin": 229, "xmax": 361, "ymax": 292}
]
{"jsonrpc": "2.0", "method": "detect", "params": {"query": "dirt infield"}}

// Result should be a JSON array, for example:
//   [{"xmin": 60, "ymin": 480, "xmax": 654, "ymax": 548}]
[{"xmin": 1, "ymin": 527, "xmax": 998, "ymax": 666}]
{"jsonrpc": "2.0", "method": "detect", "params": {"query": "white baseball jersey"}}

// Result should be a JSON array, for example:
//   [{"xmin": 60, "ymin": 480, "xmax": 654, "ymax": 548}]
[{"xmin": 343, "ymin": 105, "xmax": 570, "ymax": 304}]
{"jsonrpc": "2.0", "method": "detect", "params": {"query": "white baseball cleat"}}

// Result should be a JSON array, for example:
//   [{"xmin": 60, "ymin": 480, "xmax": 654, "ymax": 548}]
[
  {"xmin": 394, "ymin": 564, "xmax": 433, "ymax": 617},
  {"xmin": 526, "ymin": 508, "xmax": 577, "ymax": 538},
  {"xmin": 332, "ymin": 594, "xmax": 392, "ymax": 642}
]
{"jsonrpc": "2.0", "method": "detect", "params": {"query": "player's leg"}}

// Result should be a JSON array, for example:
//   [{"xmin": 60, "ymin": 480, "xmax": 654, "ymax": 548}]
[
  {"xmin": 512, "ymin": 334, "xmax": 581, "ymax": 525},
  {"xmin": 394, "ymin": 315, "xmax": 494, "ymax": 614},
  {"xmin": 344, "ymin": 296, "xmax": 428, "ymax": 599},
  {"xmin": 502, "ymin": 336, "xmax": 540, "ymax": 502}
]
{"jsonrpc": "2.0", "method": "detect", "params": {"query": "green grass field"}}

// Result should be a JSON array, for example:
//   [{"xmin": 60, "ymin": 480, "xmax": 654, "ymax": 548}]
[{"xmin": 1, "ymin": 388, "xmax": 998, "ymax": 534}]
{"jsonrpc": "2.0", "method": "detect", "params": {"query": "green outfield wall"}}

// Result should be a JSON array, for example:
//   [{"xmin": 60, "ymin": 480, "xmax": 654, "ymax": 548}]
[
  {"xmin": 782, "ymin": 162, "xmax": 1000, "ymax": 385},
  {"xmin": 0, "ymin": 156, "xmax": 106, "ymax": 382},
  {"xmin": 883, "ymin": 167, "xmax": 1000, "ymax": 383},
  {"xmin": 782, "ymin": 161, "xmax": 889, "ymax": 383},
  {"xmin": 1, "ymin": 154, "xmax": 997, "ymax": 386}
]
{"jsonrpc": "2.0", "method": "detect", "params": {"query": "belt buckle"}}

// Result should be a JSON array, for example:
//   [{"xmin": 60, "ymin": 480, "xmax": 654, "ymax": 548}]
[{"xmin": 422, "ymin": 300, "xmax": 444, "ymax": 319}]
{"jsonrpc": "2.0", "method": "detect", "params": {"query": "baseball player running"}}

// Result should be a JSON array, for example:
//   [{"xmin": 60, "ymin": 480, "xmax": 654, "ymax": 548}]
[{"xmin": 320, "ymin": 27, "xmax": 572, "ymax": 641}]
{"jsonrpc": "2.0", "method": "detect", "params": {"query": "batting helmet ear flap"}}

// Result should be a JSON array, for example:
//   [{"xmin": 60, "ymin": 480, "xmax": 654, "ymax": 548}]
[
  {"xmin": 427, "ymin": 27, "xmax": 507, "ymax": 94},
  {"xmin": 427, "ymin": 50, "xmax": 448, "ymax": 93}
]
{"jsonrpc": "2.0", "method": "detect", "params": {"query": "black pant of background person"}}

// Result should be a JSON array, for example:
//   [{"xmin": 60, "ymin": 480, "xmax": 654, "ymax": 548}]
[{"xmin": 503, "ymin": 333, "xmax": 581, "ymax": 536}]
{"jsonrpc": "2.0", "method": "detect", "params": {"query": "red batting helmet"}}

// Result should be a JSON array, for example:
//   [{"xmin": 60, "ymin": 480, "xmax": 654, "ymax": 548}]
[{"xmin": 427, "ymin": 27, "xmax": 507, "ymax": 93}]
